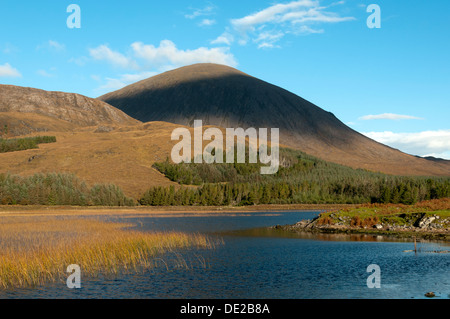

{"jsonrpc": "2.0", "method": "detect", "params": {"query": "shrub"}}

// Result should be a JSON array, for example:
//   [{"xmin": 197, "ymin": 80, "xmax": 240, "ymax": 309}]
[
  {"xmin": 350, "ymin": 216, "xmax": 362, "ymax": 227},
  {"xmin": 0, "ymin": 136, "xmax": 56, "ymax": 153},
  {"xmin": 317, "ymin": 216, "xmax": 334, "ymax": 226}
]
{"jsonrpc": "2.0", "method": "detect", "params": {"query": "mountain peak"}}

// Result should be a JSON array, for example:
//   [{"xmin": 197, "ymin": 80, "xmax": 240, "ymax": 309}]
[
  {"xmin": 100, "ymin": 63, "xmax": 250, "ymax": 98},
  {"xmin": 98, "ymin": 64, "xmax": 450, "ymax": 177}
]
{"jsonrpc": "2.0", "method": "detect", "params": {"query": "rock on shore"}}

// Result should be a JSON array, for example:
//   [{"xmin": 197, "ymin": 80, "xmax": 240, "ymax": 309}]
[{"xmin": 275, "ymin": 213, "xmax": 450, "ymax": 241}]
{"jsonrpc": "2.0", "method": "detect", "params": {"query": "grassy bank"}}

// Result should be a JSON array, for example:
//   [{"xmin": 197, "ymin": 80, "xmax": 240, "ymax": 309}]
[
  {"xmin": 279, "ymin": 198, "xmax": 450, "ymax": 240},
  {"xmin": 0, "ymin": 215, "xmax": 218, "ymax": 289}
]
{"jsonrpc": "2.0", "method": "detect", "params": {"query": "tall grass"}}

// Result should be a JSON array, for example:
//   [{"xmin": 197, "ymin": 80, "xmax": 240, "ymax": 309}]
[{"xmin": 0, "ymin": 215, "xmax": 218, "ymax": 289}]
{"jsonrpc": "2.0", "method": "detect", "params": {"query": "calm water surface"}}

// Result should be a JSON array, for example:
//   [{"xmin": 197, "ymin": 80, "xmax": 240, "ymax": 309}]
[{"xmin": 1, "ymin": 211, "xmax": 449, "ymax": 299}]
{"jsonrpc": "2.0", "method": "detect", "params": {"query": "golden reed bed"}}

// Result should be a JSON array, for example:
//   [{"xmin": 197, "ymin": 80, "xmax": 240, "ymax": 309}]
[{"xmin": 0, "ymin": 215, "xmax": 218, "ymax": 289}]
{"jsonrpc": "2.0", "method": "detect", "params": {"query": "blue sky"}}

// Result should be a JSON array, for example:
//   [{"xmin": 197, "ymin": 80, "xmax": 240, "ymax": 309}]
[{"xmin": 1, "ymin": 0, "xmax": 449, "ymax": 159}]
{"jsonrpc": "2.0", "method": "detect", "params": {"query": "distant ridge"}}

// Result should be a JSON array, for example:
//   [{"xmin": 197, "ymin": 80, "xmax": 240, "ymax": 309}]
[
  {"xmin": 417, "ymin": 155, "xmax": 450, "ymax": 163},
  {"xmin": 99, "ymin": 63, "xmax": 450, "ymax": 177},
  {"xmin": 0, "ymin": 84, "xmax": 140, "ymax": 135}
]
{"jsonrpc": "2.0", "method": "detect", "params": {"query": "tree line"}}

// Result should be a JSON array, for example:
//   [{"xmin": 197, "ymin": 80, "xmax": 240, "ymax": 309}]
[
  {"xmin": 139, "ymin": 178, "xmax": 449, "ymax": 206},
  {"xmin": 0, "ymin": 173, "xmax": 135, "ymax": 206},
  {"xmin": 1, "ymin": 147, "xmax": 448, "ymax": 207}
]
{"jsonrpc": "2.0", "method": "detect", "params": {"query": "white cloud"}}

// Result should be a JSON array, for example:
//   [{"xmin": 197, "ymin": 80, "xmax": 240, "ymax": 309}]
[
  {"xmin": 359, "ymin": 113, "xmax": 425, "ymax": 121},
  {"xmin": 69, "ymin": 56, "xmax": 89, "ymax": 66},
  {"xmin": 254, "ymin": 30, "xmax": 285, "ymax": 48},
  {"xmin": 89, "ymin": 41, "xmax": 237, "ymax": 71},
  {"xmin": 284, "ymin": 9, "xmax": 355, "ymax": 24},
  {"xmin": 231, "ymin": 0, "xmax": 318, "ymax": 31},
  {"xmin": 90, "ymin": 40, "xmax": 238, "ymax": 95},
  {"xmin": 0, "ymin": 63, "xmax": 21, "ymax": 78},
  {"xmin": 91, "ymin": 74, "xmax": 101, "ymax": 82},
  {"xmin": 95, "ymin": 71, "xmax": 158, "ymax": 95},
  {"xmin": 363, "ymin": 130, "xmax": 450, "ymax": 159},
  {"xmin": 119, "ymin": 72, "xmax": 158, "ymax": 83},
  {"xmin": 89, "ymin": 45, "xmax": 138, "ymax": 69},
  {"xmin": 211, "ymin": 31, "xmax": 235, "ymax": 45},
  {"xmin": 185, "ymin": 5, "xmax": 216, "ymax": 19},
  {"xmin": 37, "ymin": 69, "xmax": 55, "ymax": 78},
  {"xmin": 131, "ymin": 40, "xmax": 237, "ymax": 68},
  {"xmin": 96, "ymin": 78, "xmax": 127, "ymax": 93},
  {"xmin": 48, "ymin": 40, "xmax": 65, "ymax": 51},
  {"xmin": 37, "ymin": 40, "xmax": 65, "ymax": 52},
  {"xmin": 258, "ymin": 42, "xmax": 278, "ymax": 49},
  {"xmin": 293, "ymin": 25, "xmax": 324, "ymax": 34},
  {"xmin": 2, "ymin": 43, "xmax": 19, "ymax": 54},
  {"xmin": 199, "ymin": 19, "xmax": 216, "ymax": 27},
  {"xmin": 218, "ymin": 0, "xmax": 354, "ymax": 49}
]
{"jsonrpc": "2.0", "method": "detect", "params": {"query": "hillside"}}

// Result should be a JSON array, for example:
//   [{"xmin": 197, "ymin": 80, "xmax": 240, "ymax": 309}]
[
  {"xmin": 99, "ymin": 63, "xmax": 450, "ymax": 177},
  {"xmin": 0, "ymin": 67, "xmax": 448, "ymax": 200},
  {"xmin": 0, "ymin": 122, "xmax": 183, "ymax": 198},
  {"xmin": 0, "ymin": 121, "xmax": 448, "ymax": 202},
  {"xmin": 143, "ymin": 147, "xmax": 449, "ymax": 206},
  {"xmin": 0, "ymin": 85, "xmax": 140, "ymax": 136}
]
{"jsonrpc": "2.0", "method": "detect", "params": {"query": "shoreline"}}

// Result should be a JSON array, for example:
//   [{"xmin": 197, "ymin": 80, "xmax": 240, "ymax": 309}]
[
  {"xmin": 0, "ymin": 203, "xmax": 355, "ymax": 216},
  {"xmin": 2, "ymin": 202, "xmax": 448, "ymax": 241},
  {"xmin": 274, "ymin": 223, "xmax": 450, "ymax": 241},
  {"xmin": 274, "ymin": 205, "xmax": 450, "ymax": 242}
]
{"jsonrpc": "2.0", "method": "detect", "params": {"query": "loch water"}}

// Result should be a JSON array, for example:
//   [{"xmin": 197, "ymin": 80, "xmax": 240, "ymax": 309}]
[{"xmin": 2, "ymin": 211, "xmax": 449, "ymax": 299}]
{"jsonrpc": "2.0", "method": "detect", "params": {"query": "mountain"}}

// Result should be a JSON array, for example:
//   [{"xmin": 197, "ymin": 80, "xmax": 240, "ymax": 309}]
[
  {"xmin": 0, "ymin": 85, "xmax": 139, "ymax": 135},
  {"xmin": 99, "ymin": 63, "xmax": 450, "ymax": 177}
]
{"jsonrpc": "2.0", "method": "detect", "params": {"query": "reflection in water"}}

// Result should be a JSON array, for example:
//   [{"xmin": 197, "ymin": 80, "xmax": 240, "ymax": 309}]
[
  {"xmin": 227, "ymin": 227, "xmax": 450, "ymax": 254},
  {"xmin": 224, "ymin": 227, "xmax": 412, "ymax": 242}
]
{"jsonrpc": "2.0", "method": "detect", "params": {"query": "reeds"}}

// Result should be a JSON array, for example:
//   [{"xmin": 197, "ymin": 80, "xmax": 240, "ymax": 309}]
[{"xmin": 0, "ymin": 215, "xmax": 218, "ymax": 289}]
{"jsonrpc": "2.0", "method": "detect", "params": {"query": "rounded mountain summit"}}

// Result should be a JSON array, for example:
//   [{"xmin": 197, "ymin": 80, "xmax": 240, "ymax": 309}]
[{"xmin": 98, "ymin": 63, "xmax": 450, "ymax": 176}]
